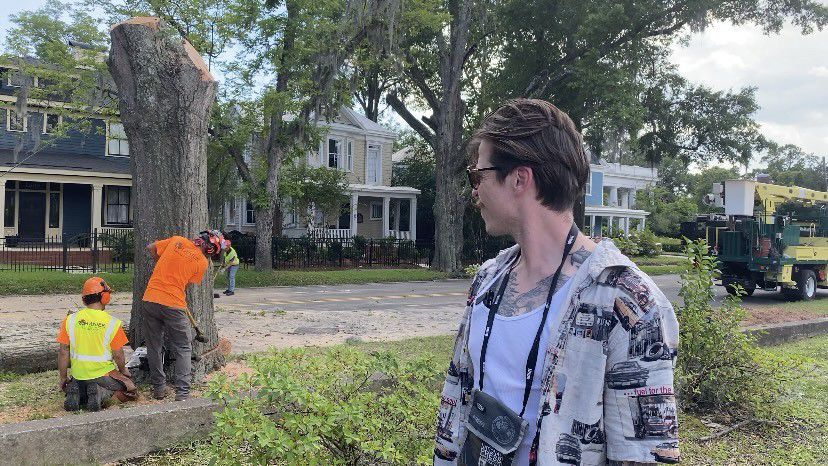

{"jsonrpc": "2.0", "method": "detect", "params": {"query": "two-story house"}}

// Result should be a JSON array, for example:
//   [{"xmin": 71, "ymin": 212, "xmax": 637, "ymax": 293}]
[
  {"xmin": 224, "ymin": 107, "xmax": 420, "ymax": 240},
  {"xmin": 584, "ymin": 159, "xmax": 658, "ymax": 236},
  {"xmin": 0, "ymin": 63, "xmax": 133, "ymax": 243}
]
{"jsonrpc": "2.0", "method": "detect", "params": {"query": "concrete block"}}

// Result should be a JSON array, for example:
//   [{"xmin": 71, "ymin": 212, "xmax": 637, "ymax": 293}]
[
  {"xmin": 0, "ymin": 398, "xmax": 218, "ymax": 466},
  {"xmin": 743, "ymin": 317, "xmax": 828, "ymax": 346}
]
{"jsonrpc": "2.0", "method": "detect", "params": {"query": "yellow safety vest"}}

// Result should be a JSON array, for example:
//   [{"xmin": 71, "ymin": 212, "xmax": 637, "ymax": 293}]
[{"xmin": 65, "ymin": 308, "xmax": 121, "ymax": 381}]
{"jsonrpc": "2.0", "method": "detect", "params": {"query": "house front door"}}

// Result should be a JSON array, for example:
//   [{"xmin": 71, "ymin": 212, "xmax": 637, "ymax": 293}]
[{"xmin": 18, "ymin": 191, "xmax": 46, "ymax": 241}]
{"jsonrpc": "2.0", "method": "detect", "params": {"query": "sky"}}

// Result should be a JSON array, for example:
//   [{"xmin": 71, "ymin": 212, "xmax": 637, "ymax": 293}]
[{"xmin": 1, "ymin": 0, "xmax": 826, "ymax": 158}]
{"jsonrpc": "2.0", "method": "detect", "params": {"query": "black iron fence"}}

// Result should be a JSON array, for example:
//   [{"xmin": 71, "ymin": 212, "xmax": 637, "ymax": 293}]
[
  {"xmin": 0, "ymin": 230, "xmax": 516, "ymax": 273},
  {"xmin": 0, "ymin": 229, "xmax": 133, "ymax": 273},
  {"xmin": 228, "ymin": 235, "xmax": 434, "ymax": 269}
]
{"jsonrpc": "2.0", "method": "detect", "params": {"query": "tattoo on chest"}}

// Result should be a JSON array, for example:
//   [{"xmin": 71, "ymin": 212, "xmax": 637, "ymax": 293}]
[{"xmin": 497, "ymin": 272, "xmax": 570, "ymax": 317}]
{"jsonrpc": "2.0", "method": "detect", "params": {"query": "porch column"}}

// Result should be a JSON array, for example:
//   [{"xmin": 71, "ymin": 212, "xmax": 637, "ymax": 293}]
[
  {"xmin": 382, "ymin": 196, "xmax": 390, "ymax": 237},
  {"xmin": 409, "ymin": 196, "xmax": 417, "ymax": 241},
  {"xmin": 639, "ymin": 217, "xmax": 646, "ymax": 231},
  {"xmin": 609, "ymin": 187, "xmax": 618, "ymax": 206},
  {"xmin": 623, "ymin": 217, "xmax": 630, "ymax": 236},
  {"xmin": 629, "ymin": 189, "xmax": 637, "ymax": 208},
  {"xmin": 0, "ymin": 179, "xmax": 5, "ymax": 235},
  {"xmin": 620, "ymin": 189, "xmax": 629, "ymax": 208},
  {"xmin": 394, "ymin": 198, "xmax": 401, "ymax": 232},
  {"xmin": 350, "ymin": 193, "xmax": 358, "ymax": 237},
  {"xmin": 91, "ymin": 183, "xmax": 103, "ymax": 234},
  {"xmin": 587, "ymin": 215, "xmax": 594, "ymax": 236},
  {"xmin": 607, "ymin": 215, "xmax": 614, "ymax": 235}
]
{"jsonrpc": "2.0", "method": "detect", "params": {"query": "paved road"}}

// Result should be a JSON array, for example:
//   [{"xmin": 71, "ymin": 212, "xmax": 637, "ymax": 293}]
[{"xmin": 1, "ymin": 275, "xmax": 824, "ymax": 354}]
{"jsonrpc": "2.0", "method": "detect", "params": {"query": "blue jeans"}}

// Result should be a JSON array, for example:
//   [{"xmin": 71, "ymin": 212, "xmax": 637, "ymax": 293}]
[{"xmin": 225, "ymin": 265, "xmax": 239, "ymax": 292}]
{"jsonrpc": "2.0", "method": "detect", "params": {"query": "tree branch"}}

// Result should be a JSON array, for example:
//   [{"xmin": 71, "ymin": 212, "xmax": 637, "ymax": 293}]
[
  {"xmin": 404, "ymin": 53, "xmax": 440, "ymax": 113},
  {"xmin": 387, "ymin": 91, "xmax": 435, "ymax": 148}
]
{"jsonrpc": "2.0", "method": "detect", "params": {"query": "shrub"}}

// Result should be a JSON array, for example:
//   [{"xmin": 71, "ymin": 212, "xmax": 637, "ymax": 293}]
[
  {"xmin": 611, "ymin": 235, "xmax": 640, "ymax": 256},
  {"xmin": 99, "ymin": 231, "xmax": 134, "ymax": 263},
  {"xmin": 656, "ymin": 235, "xmax": 684, "ymax": 253},
  {"xmin": 463, "ymin": 263, "xmax": 480, "ymax": 278},
  {"xmin": 675, "ymin": 240, "xmax": 798, "ymax": 416},
  {"xmin": 634, "ymin": 229, "xmax": 662, "ymax": 257},
  {"xmin": 206, "ymin": 347, "xmax": 442, "ymax": 465}
]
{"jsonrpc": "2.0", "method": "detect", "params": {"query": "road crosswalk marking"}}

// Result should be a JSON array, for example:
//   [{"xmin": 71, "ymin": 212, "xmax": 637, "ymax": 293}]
[{"xmin": 263, "ymin": 292, "xmax": 466, "ymax": 305}]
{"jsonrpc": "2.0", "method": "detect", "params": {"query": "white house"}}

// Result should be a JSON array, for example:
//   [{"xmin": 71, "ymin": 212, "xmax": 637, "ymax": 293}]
[
  {"xmin": 584, "ymin": 160, "xmax": 658, "ymax": 236},
  {"xmin": 224, "ymin": 107, "xmax": 420, "ymax": 240}
]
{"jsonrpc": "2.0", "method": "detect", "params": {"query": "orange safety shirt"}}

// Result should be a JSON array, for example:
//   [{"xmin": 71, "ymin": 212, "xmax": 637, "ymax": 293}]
[{"xmin": 142, "ymin": 236, "xmax": 208, "ymax": 309}]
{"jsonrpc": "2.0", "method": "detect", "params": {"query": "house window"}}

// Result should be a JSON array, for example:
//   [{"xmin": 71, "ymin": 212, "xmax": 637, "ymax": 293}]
[
  {"xmin": 346, "ymin": 140, "xmax": 353, "ymax": 172},
  {"xmin": 328, "ymin": 138, "xmax": 341, "ymax": 169},
  {"xmin": 107, "ymin": 122, "xmax": 130, "ymax": 157},
  {"xmin": 366, "ymin": 144, "xmax": 381, "ymax": 184},
  {"xmin": 43, "ymin": 113, "xmax": 61, "ymax": 134},
  {"xmin": 49, "ymin": 191, "xmax": 60, "ymax": 228},
  {"xmin": 105, "ymin": 186, "xmax": 130, "ymax": 225},
  {"xmin": 245, "ymin": 200, "xmax": 255, "ymax": 224},
  {"xmin": 4, "ymin": 190, "xmax": 15, "ymax": 227},
  {"xmin": 6, "ymin": 109, "xmax": 27, "ymax": 132},
  {"xmin": 370, "ymin": 202, "xmax": 382, "ymax": 220},
  {"xmin": 6, "ymin": 69, "xmax": 28, "ymax": 88},
  {"xmin": 227, "ymin": 200, "xmax": 237, "ymax": 225}
]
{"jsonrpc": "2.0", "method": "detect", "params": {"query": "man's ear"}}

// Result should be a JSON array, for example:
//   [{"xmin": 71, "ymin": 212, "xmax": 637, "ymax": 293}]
[{"xmin": 513, "ymin": 165, "xmax": 533, "ymax": 191}]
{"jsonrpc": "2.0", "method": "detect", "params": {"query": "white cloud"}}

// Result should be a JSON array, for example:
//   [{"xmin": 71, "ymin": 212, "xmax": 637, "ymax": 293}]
[{"xmin": 671, "ymin": 21, "xmax": 828, "ymax": 156}]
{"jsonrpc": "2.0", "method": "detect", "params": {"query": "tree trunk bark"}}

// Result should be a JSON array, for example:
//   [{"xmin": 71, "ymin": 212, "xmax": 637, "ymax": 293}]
[
  {"xmin": 431, "ymin": 0, "xmax": 473, "ymax": 275},
  {"xmin": 108, "ymin": 17, "xmax": 224, "ymax": 381}
]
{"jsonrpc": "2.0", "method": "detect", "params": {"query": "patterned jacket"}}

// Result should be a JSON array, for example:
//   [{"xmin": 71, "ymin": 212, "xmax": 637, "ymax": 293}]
[{"xmin": 434, "ymin": 240, "xmax": 680, "ymax": 465}]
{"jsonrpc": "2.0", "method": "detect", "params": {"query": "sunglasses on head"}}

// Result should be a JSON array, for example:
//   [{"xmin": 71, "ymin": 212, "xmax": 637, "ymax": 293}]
[{"xmin": 466, "ymin": 165, "xmax": 501, "ymax": 189}]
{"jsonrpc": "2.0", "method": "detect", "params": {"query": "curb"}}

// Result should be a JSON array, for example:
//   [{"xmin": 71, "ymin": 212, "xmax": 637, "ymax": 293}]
[
  {"xmin": 743, "ymin": 317, "xmax": 828, "ymax": 347},
  {"xmin": 0, "ymin": 398, "xmax": 218, "ymax": 466}
]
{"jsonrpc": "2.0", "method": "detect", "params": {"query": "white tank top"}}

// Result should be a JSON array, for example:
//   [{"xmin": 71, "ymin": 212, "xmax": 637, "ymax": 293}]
[{"xmin": 468, "ymin": 270, "xmax": 573, "ymax": 466}]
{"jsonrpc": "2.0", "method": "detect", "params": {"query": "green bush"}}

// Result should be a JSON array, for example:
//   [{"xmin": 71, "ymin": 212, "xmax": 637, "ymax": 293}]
[
  {"xmin": 463, "ymin": 263, "xmax": 480, "ymax": 278},
  {"xmin": 634, "ymin": 229, "xmax": 662, "ymax": 257},
  {"xmin": 675, "ymin": 240, "xmax": 798, "ymax": 416},
  {"xmin": 611, "ymin": 234, "xmax": 640, "ymax": 256},
  {"xmin": 206, "ymin": 347, "xmax": 442, "ymax": 465},
  {"xmin": 656, "ymin": 236, "xmax": 684, "ymax": 253}
]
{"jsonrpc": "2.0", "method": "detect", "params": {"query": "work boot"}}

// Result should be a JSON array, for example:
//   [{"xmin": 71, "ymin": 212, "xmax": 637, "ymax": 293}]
[
  {"xmin": 225, "ymin": 291, "xmax": 234, "ymax": 296},
  {"xmin": 152, "ymin": 386, "xmax": 171, "ymax": 400},
  {"xmin": 174, "ymin": 391, "xmax": 190, "ymax": 402},
  {"xmin": 222, "ymin": 290, "xmax": 230, "ymax": 295},
  {"xmin": 86, "ymin": 382, "xmax": 101, "ymax": 412},
  {"xmin": 64, "ymin": 380, "xmax": 80, "ymax": 412}
]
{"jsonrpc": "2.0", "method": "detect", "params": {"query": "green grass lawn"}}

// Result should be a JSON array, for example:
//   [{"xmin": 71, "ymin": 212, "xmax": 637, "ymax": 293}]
[
  {"xmin": 0, "ymin": 268, "xmax": 449, "ymax": 296},
  {"xmin": 4, "ymin": 334, "xmax": 827, "ymax": 464}
]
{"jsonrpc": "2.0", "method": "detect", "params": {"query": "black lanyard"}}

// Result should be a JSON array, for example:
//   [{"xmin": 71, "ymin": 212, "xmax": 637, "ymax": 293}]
[{"xmin": 477, "ymin": 223, "xmax": 579, "ymax": 418}]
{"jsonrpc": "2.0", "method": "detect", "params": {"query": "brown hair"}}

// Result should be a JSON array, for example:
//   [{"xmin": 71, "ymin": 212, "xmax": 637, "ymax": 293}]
[{"xmin": 471, "ymin": 98, "xmax": 589, "ymax": 212}]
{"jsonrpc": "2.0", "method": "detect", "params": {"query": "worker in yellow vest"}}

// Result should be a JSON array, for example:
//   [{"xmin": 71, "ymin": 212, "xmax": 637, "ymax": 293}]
[
  {"xmin": 57, "ymin": 277, "xmax": 137, "ymax": 411},
  {"xmin": 220, "ymin": 239, "xmax": 240, "ymax": 296}
]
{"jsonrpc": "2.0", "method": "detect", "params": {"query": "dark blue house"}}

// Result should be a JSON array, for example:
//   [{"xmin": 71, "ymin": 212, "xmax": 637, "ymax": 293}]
[{"xmin": 0, "ymin": 64, "xmax": 132, "ymax": 242}]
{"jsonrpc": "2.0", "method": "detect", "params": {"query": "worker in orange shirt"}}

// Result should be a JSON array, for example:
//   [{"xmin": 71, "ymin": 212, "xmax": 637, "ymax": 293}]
[
  {"xmin": 142, "ymin": 230, "xmax": 223, "ymax": 401},
  {"xmin": 57, "ymin": 277, "xmax": 137, "ymax": 411}
]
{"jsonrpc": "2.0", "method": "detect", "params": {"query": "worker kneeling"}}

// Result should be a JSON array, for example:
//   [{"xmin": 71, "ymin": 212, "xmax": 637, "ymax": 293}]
[{"xmin": 56, "ymin": 277, "xmax": 137, "ymax": 411}]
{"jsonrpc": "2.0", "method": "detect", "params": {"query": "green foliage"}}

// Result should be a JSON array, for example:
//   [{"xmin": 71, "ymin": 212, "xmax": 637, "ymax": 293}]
[
  {"xmin": 205, "ymin": 347, "xmax": 442, "ymax": 465},
  {"xmin": 392, "ymin": 132, "xmax": 436, "ymax": 242},
  {"xmin": 635, "ymin": 187, "xmax": 697, "ymax": 237},
  {"xmin": 751, "ymin": 143, "xmax": 828, "ymax": 192},
  {"xmin": 610, "ymin": 229, "xmax": 661, "ymax": 257},
  {"xmin": 655, "ymin": 235, "xmax": 684, "ymax": 253},
  {"xmin": 463, "ymin": 263, "xmax": 480, "ymax": 278},
  {"xmin": 99, "ymin": 230, "xmax": 135, "ymax": 263},
  {"xmin": 675, "ymin": 239, "xmax": 799, "ymax": 416},
  {"xmin": 280, "ymin": 163, "xmax": 350, "ymax": 227}
]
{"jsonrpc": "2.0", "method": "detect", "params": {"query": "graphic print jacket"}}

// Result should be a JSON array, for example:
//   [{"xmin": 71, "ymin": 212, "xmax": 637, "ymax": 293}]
[{"xmin": 433, "ymin": 240, "xmax": 680, "ymax": 465}]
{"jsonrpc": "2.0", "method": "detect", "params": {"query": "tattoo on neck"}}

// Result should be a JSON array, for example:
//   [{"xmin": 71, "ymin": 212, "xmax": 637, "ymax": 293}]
[{"xmin": 569, "ymin": 246, "xmax": 591, "ymax": 267}]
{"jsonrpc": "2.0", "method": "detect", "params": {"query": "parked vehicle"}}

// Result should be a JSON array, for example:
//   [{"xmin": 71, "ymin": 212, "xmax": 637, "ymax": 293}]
[
  {"xmin": 650, "ymin": 441, "xmax": 680, "ymax": 463},
  {"xmin": 689, "ymin": 180, "xmax": 828, "ymax": 300}
]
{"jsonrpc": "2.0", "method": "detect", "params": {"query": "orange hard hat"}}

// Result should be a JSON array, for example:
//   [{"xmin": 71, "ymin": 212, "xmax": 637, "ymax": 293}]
[{"xmin": 82, "ymin": 277, "xmax": 113, "ymax": 296}]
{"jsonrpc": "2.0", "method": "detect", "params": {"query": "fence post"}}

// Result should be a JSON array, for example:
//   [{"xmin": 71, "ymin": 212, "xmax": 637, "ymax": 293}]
[
  {"xmin": 120, "ymin": 232, "xmax": 127, "ymax": 273},
  {"xmin": 368, "ymin": 240, "xmax": 373, "ymax": 267},
  {"xmin": 62, "ymin": 235, "xmax": 68, "ymax": 273},
  {"xmin": 91, "ymin": 229, "xmax": 98, "ymax": 274},
  {"xmin": 338, "ymin": 239, "xmax": 343, "ymax": 267}
]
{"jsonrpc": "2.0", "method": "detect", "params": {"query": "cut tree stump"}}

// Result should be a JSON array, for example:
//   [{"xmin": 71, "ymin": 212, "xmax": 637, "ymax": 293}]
[{"xmin": 108, "ymin": 17, "xmax": 223, "ymax": 381}]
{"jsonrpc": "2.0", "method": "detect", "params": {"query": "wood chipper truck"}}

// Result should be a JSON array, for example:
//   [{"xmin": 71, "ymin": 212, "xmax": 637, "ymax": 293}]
[{"xmin": 685, "ymin": 180, "xmax": 828, "ymax": 300}]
